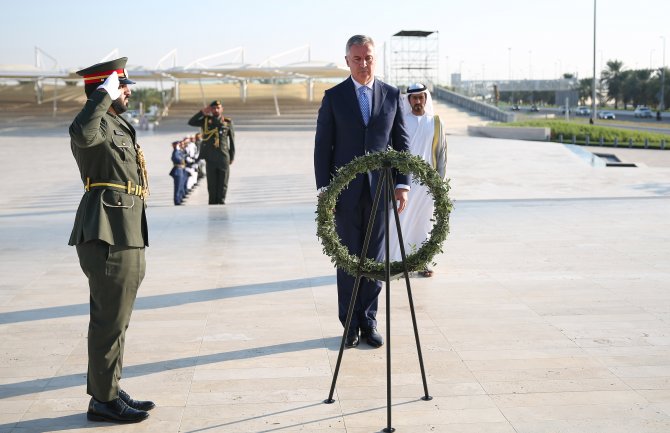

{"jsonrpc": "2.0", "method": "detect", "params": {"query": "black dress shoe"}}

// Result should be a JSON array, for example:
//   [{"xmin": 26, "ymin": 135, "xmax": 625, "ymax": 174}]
[
  {"xmin": 361, "ymin": 327, "xmax": 384, "ymax": 348},
  {"xmin": 344, "ymin": 328, "xmax": 359, "ymax": 348},
  {"xmin": 87, "ymin": 397, "xmax": 149, "ymax": 423},
  {"xmin": 119, "ymin": 389, "xmax": 155, "ymax": 411}
]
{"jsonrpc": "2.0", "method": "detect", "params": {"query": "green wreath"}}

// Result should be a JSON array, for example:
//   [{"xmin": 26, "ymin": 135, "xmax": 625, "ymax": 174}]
[{"xmin": 316, "ymin": 150, "xmax": 452, "ymax": 277}]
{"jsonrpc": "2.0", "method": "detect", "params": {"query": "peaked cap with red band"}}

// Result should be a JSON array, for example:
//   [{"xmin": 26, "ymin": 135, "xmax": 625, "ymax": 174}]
[{"xmin": 76, "ymin": 57, "xmax": 135, "ymax": 85}]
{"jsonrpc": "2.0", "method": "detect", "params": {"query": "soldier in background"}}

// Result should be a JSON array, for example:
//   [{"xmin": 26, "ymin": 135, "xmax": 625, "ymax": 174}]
[
  {"xmin": 183, "ymin": 136, "xmax": 199, "ymax": 192},
  {"xmin": 188, "ymin": 100, "xmax": 235, "ymax": 204},
  {"xmin": 69, "ymin": 57, "xmax": 155, "ymax": 423},
  {"xmin": 170, "ymin": 140, "xmax": 186, "ymax": 205},
  {"xmin": 194, "ymin": 132, "xmax": 206, "ymax": 180}
]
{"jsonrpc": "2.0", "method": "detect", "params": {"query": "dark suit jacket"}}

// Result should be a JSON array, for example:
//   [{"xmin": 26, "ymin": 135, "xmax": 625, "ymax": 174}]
[
  {"xmin": 69, "ymin": 90, "xmax": 148, "ymax": 248},
  {"xmin": 314, "ymin": 77, "xmax": 410, "ymax": 210}
]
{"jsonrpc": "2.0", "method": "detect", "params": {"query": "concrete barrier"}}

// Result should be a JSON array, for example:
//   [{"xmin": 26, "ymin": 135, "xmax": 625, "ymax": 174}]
[
  {"xmin": 468, "ymin": 125, "xmax": 550, "ymax": 141},
  {"xmin": 433, "ymin": 86, "xmax": 515, "ymax": 122}
]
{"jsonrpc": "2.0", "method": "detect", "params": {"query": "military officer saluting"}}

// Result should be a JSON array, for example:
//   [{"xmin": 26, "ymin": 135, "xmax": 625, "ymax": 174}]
[
  {"xmin": 69, "ymin": 57, "xmax": 154, "ymax": 423},
  {"xmin": 188, "ymin": 100, "xmax": 235, "ymax": 204}
]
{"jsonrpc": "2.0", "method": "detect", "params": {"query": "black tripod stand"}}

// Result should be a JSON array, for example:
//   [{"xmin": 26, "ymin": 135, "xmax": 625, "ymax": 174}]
[{"xmin": 324, "ymin": 164, "xmax": 432, "ymax": 433}]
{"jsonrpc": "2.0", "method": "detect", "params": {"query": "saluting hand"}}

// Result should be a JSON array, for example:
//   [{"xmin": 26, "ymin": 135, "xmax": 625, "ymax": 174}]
[{"xmin": 97, "ymin": 71, "xmax": 121, "ymax": 100}]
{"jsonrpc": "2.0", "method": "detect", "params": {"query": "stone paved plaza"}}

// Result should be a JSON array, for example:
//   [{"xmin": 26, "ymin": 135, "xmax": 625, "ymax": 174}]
[{"xmin": 1, "ymin": 104, "xmax": 670, "ymax": 432}]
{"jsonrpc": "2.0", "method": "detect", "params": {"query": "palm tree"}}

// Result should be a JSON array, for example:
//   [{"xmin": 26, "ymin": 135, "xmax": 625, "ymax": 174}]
[
  {"xmin": 622, "ymin": 69, "xmax": 652, "ymax": 108},
  {"xmin": 601, "ymin": 60, "xmax": 625, "ymax": 109},
  {"xmin": 578, "ymin": 78, "xmax": 592, "ymax": 105},
  {"xmin": 659, "ymin": 67, "xmax": 669, "ymax": 110}
]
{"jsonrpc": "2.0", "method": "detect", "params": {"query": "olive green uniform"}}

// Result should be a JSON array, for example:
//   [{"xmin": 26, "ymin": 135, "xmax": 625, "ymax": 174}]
[
  {"xmin": 188, "ymin": 112, "xmax": 235, "ymax": 204},
  {"xmin": 69, "ymin": 89, "xmax": 149, "ymax": 402}
]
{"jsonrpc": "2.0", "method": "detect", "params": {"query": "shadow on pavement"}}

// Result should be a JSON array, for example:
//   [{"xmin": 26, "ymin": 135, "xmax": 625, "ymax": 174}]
[
  {"xmin": 0, "ymin": 336, "xmax": 340, "ymax": 400},
  {"xmin": 0, "ymin": 276, "xmax": 335, "ymax": 325}
]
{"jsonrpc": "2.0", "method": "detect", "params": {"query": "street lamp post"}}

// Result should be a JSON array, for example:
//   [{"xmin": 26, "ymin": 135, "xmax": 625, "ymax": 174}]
[
  {"xmin": 660, "ymin": 36, "xmax": 666, "ymax": 119},
  {"xmin": 590, "ymin": 0, "xmax": 597, "ymax": 124},
  {"xmin": 508, "ymin": 47, "xmax": 512, "ymax": 81},
  {"xmin": 445, "ymin": 56, "xmax": 449, "ymax": 86}
]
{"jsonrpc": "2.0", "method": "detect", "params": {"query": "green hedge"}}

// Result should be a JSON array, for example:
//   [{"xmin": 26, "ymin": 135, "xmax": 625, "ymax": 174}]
[{"xmin": 502, "ymin": 120, "xmax": 670, "ymax": 148}]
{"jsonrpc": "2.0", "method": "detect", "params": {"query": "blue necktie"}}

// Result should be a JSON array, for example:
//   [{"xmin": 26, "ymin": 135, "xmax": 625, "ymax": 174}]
[{"xmin": 358, "ymin": 86, "xmax": 370, "ymax": 125}]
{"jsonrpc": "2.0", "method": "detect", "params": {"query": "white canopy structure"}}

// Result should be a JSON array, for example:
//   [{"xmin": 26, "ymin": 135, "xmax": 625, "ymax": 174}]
[
  {"xmin": 0, "ymin": 46, "xmax": 349, "ymax": 89},
  {"xmin": 0, "ymin": 46, "xmax": 350, "ymax": 113}
]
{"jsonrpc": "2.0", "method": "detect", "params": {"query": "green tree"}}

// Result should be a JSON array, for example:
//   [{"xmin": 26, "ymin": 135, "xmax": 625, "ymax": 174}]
[
  {"xmin": 601, "ymin": 60, "xmax": 625, "ymax": 109},
  {"xmin": 129, "ymin": 88, "xmax": 164, "ymax": 112},
  {"xmin": 621, "ymin": 69, "xmax": 652, "ymax": 108},
  {"xmin": 578, "ymin": 78, "xmax": 592, "ymax": 105},
  {"xmin": 657, "ymin": 67, "xmax": 669, "ymax": 110}
]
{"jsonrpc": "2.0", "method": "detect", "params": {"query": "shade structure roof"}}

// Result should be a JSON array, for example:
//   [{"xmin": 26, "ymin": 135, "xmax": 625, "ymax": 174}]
[
  {"xmin": 392, "ymin": 30, "xmax": 435, "ymax": 37},
  {"xmin": 0, "ymin": 61, "xmax": 350, "ymax": 82}
]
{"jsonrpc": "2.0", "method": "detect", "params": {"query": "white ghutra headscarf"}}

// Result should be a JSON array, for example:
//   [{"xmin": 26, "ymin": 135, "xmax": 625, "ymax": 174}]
[{"xmin": 400, "ymin": 82, "xmax": 435, "ymax": 117}]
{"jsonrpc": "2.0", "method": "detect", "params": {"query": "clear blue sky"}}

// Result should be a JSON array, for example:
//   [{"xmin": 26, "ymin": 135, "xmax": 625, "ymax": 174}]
[{"xmin": 2, "ymin": 0, "xmax": 667, "ymax": 83}]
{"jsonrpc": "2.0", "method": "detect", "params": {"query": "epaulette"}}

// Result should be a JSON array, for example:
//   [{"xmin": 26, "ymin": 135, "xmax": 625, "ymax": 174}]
[{"xmin": 224, "ymin": 117, "xmax": 233, "ymax": 123}]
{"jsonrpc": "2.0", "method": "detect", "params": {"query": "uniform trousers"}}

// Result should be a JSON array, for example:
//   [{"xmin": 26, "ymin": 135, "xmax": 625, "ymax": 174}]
[
  {"xmin": 334, "ymin": 183, "xmax": 385, "ymax": 332},
  {"xmin": 171, "ymin": 168, "xmax": 185, "ymax": 205},
  {"xmin": 76, "ymin": 240, "xmax": 145, "ymax": 402},
  {"xmin": 206, "ymin": 161, "xmax": 230, "ymax": 204}
]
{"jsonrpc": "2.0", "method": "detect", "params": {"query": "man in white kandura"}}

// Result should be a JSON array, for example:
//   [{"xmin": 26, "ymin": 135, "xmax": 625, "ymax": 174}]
[{"xmin": 389, "ymin": 83, "xmax": 447, "ymax": 277}]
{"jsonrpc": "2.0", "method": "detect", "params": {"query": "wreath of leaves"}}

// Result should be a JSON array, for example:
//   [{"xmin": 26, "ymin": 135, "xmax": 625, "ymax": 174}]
[{"xmin": 316, "ymin": 150, "xmax": 452, "ymax": 277}]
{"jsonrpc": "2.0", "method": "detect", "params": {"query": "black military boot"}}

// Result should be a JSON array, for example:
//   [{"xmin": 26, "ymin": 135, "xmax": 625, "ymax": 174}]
[
  {"xmin": 86, "ymin": 397, "xmax": 149, "ymax": 423},
  {"xmin": 119, "ymin": 389, "xmax": 156, "ymax": 411}
]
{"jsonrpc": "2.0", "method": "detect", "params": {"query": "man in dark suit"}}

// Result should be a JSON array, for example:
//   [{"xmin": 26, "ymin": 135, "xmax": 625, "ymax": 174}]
[
  {"xmin": 314, "ymin": 35, "xmax": 410, "ymax": 349},
  {"xmin": 70, "ymin": 57, "xmax": 155, "ymax": 423}
]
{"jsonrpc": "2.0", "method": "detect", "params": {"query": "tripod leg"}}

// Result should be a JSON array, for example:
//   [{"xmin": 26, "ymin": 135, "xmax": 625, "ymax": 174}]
[
  {"xmin": 388, "ymin": 172, "xmax": 432, "ymax": 401},
  {"xmin": 383, "ymin": 168, "xmax": 395, "ymax": 433},
  {"xmin": 325, "ymin": 169, "xmax": 387, "ymax": 404},
  {"xmin": 324, "ymin": 273, "xmax": 362, "ymax": 404},
  {"xmin": 404, "ymin": 276, "xmax": 432, "ymax": 400}
]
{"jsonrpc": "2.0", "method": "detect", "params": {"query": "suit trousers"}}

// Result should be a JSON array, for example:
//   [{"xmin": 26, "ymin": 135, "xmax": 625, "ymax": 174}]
[
  {"xmin": 76, "ymin": 240, "xmax": 145, "ymax": 402},
  {"xmin": 334, "ymin": 184, "xmax": 385, "ymax": 331}
]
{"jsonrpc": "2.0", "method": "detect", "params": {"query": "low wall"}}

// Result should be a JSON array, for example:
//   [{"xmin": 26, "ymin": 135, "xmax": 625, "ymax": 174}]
[
  {"xmin": 433, "ymin": 86, "xmax": 515, "ymax": 122},
  {"xmin": 467, "ymin": 126, "xmax": 550, "ymax": 141}
]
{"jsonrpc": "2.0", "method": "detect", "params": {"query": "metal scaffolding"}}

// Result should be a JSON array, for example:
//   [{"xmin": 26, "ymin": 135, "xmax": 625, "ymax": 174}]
[{"xmin": 390, "ymin": 30, "xmax": 439, "ymax": 89}]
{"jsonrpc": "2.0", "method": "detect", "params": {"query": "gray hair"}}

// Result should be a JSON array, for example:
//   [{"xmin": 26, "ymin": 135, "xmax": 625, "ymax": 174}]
[{"xmin": 346, "ymin": 35, "xmax": 375, "ymax": 55}]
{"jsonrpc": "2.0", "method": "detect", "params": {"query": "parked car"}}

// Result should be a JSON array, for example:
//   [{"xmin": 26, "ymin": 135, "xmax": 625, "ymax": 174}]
[
  {"xmin": 597, "ymin": 111, "xmax": 616, "ymax": 119},
  {"xmin": 575, "ymin": 106, "xmax": 591, "ymax": 116},
  {"xmin": 633, "ymin": 107, "xmax": 653, "ymax": 118}
]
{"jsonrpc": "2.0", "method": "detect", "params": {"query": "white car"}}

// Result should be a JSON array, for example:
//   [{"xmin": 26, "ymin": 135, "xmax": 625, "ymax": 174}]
[
  {"xmin": 597, "ymin": 111, "xmax": 615, "ymax": 119},
  {"xmin": 575, "ymin": 106, "xmax": 591, "ymax": 116},
  {"xmin": 634, "ymin": 107, "xmax": 653, "ymax": 118}
]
